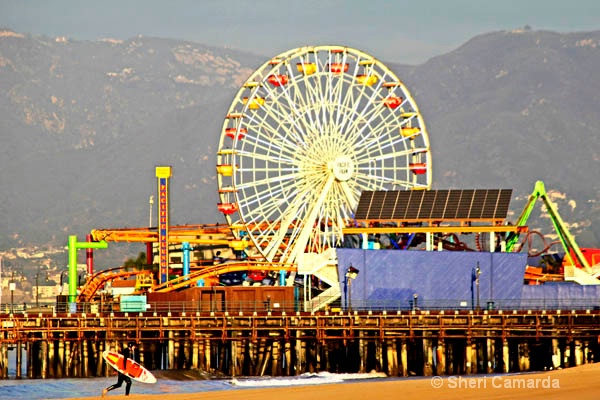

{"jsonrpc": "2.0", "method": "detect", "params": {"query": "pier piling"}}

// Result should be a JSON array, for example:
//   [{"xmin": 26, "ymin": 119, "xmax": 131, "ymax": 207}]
[{"xmin": 1, "ymin": 309, "xmax": 600, "ymax": 379}]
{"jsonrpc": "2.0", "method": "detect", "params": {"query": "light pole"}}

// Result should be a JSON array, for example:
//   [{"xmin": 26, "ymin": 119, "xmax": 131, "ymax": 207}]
[
  {"xmin": 35, "ymin": 269, "xmax": 48, "ymax": 308},
  {"xmin": 476, "ymin": 262, "xmax": 481, "ymax": 311},
  {"xmin": 471, "ymin": 263, "xmax": 481, "ymax": 311},
  {"xmin": 36, "ymin": 271, "xmax": 40, "ymax": 308},
  {"xmin": 59, "ymin": 270, "xmax": 68, "ymax": 294},
  {"xmin": 9, "ymin": 271, "xmax": 16, "ymax": 314},
  {"xmin": 345, "ymin": 264, "xmax": 359, "ymax": 313},
  {"xmin": 0, "ymin": 256, "xmax": 3, "ymax": 311},
  {"xmin": 148, "ymin": 195, "xmax": 154, "ymax": 227},
  {"xmin": 412, "ymin": 293, "xmax": 419, "ymax": 311}
]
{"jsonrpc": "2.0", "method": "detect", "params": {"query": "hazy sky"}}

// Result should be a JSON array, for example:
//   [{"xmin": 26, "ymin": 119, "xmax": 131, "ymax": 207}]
[{"xmin": 2, "ymin": 0, "xmax": 599, "ymax": 64}]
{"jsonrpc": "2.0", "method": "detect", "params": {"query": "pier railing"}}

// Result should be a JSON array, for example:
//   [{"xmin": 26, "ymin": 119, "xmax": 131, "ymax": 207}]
[
  {"xmin": 2, "ymin": 301, "xmax": 600, "ymax": 380},
  {"xmin": 2, "ymin": 297, "xmax": 600, "ymax": 316}
]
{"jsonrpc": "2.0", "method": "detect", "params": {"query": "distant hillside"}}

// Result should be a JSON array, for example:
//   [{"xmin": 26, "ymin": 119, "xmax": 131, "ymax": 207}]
[
  {"xmin": 0, "ymin": 29, "xmax": 598, "ymax": 251},
  {"xmin": 401, "ymin": 29, "xmax": 600, "ymax": 246}
]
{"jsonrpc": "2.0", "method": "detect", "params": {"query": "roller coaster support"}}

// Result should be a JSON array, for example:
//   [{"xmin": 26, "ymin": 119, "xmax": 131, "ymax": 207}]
[
  {"xmin": 505, "ymin": 181, "xmax": 592, "ymax": 274},
  {"xmin": 182, "ymin": 242, "xmax": 191, "ymax": 280}
]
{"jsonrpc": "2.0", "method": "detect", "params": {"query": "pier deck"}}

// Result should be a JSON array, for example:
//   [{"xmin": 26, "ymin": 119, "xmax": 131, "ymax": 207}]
[{"xmin": 2, "ymin": 307, "xmax": 600, "ymax": 379}]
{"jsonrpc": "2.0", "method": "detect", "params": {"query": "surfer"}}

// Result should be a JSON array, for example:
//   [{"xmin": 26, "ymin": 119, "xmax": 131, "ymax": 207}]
[{"xmin": 103, "ymin": 342, "xmax": 135, "ymax": 397}]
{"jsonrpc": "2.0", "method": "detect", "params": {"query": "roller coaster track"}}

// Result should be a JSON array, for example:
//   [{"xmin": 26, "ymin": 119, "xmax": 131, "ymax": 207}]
[
  {"xmin": 524, "ymin": 266, "xmax": 564, "ymax": 283},
  {"xmin": 91, "ymin": 223, "xmax": 236, "ymax": 244},
  {"xmin": 78, "ymin": 268, "xmax": 153, "ymax": 302},
  {"xmin": 146, "ymin": 261, "xmax": 297, "ymax": 294}
]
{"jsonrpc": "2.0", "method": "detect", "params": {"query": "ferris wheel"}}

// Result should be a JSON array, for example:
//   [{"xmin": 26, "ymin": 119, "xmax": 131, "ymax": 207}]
[{"xmin": 216, "ymin": 45, "xmax": 431, "ymax": 263}]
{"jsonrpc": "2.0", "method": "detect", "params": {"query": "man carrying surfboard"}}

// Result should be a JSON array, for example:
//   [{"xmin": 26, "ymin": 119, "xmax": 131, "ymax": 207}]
[
  {"xmin": 103, "ymin": 342, "xmax": 135, "ymax": 397},
  {"xmin": 102, "ymin": 342, "xmax": 156, "ymax": 388}
]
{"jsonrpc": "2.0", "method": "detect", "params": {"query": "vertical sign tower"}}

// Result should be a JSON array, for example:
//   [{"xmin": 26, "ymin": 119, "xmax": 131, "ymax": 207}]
[{"xmin": 156, "ymin": 166, "xmax": 172, "ymax": 284}]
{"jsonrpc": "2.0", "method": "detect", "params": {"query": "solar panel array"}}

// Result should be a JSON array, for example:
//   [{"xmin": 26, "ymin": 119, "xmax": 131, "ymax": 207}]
[{"xmin": 355, "ymin": 189, "xmax": 512, "ymax": 221}]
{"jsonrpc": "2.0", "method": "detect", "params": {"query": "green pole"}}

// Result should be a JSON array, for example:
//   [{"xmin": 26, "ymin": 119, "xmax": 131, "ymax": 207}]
[{"xmin": 68, "ymin": 235, "xmax": 77, "ymax": 304}]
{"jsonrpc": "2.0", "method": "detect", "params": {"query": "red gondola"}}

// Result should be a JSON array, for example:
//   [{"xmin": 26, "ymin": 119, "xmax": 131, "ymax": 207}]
[
  {"xmin": 217, "ymin": 202, "xmax": 238, "ymax": 214},
  {"xmin": 225, "ymin": 127, "xmax": 247, "ymax": 140},
  {"xmin": 327, "ymin": 63, "xmax": 349, "ymax": 74},
  {"xmin": 267, "ymin": 74, "xmax": 288, "ymax": 86},
  {"xmin": 383, "ymin": 96, "xmax": 402, "ymax": 109},
  {"xmin": 409, "ymin": 163, "xmax": 427, "ymax": 175},
  {"xmin": 247, "ymin": 270, "xmax": 267, "ymax": 282}
]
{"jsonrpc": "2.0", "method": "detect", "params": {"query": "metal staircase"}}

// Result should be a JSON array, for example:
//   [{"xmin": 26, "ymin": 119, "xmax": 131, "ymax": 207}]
[{"xmin": 297, "ymin": 248, "xmax": 341, "ymax": 311}]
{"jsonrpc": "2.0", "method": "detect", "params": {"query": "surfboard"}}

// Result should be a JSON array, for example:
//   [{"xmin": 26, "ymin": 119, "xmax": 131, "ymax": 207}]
[{"xmin": 102, "ymin": 350, "xmax": 157, "ymax": 384}]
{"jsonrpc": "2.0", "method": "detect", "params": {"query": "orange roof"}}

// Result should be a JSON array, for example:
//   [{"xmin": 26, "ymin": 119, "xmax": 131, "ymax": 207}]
[{"xmin": 112, "ymin": 279, "xmax": 137, "ymax": 288}]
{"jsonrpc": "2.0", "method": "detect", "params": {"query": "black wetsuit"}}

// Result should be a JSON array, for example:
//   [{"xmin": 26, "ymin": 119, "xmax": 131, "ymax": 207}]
[{"xmin": 105, "ymin": 346, "xmax": 133, "ymax": 395}]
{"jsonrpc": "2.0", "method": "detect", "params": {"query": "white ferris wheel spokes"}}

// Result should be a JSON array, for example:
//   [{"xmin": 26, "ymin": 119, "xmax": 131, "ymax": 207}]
[{"xmin": 216, "ymin": 45, "xmax": 431, "ymax": 263}]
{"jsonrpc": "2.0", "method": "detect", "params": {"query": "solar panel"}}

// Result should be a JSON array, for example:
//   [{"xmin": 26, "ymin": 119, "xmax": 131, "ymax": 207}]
[
  {"xmin": 444, "ymin": 191, "xmax": 461, "ymax": 219},
  {"xmin": 481, "ymin": 189, "xmax": 500, "ymax": 218},
  {"xmin": 404, "ymin": 191, "xmax": 423, "ymax": 219},
  {"xmin": 470, "ymin": 190, "xmax": 487, "ymax": 219},
  {"xmin": 393, "ymin": 191, "xmax": 411, "ymax": 219},
  {"xmin": 430, "ymin": 190, "xmax": 449, "ymax": 219},
  {"xmin": 354, "ymin": 189, "xmax": 513, "ymax": 221},
  {"xmin": 379, "ymin": 191, "xmax": 396, "ymax": 219},
  {"xmin": 372, "ymin": 191, "xmax": 388, "ymax": 219},
  {"xmin": 456, "ymin": 189, "xmax": 474, "ymax": 218},
  {"xmin": 418, "ymin": 191, "xmax": 437, "ymax": 219},
  {"xmin": 355, "ymin": 191, "xmax": 374, "ymax": 219},
  {"xmin": 497, "ymin": 189, "xmax": 513, "ymax": 217}
]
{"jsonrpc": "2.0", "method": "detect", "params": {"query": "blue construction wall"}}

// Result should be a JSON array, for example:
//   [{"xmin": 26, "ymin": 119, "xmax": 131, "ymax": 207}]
[
  {"xmin": 521, "ymin": 283, "xmax": 600, "ymax": 309},
  {"xmin": 336, "ymin": 249, "xmax": 528, "ymax": 310}
]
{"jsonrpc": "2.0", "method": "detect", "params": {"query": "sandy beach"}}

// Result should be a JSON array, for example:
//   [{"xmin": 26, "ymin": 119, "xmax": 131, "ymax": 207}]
[{"xmin": 61, "ymin": 363, "xmax": 600, "ymax": 400}]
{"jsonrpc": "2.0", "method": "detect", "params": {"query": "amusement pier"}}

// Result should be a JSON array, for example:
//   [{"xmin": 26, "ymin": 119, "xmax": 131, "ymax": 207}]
[
  {"xmin": 2, "ymin": 45, "xmax": 599, "ymax": 380},
  {"xmin": 2, "ymin": 306, "xmax": 600, "ymax": 379}
]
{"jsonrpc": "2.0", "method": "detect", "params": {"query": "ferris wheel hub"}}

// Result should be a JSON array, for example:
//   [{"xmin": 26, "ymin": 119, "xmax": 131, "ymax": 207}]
[{"xmin": 331, "ymin": 155, "xmax": 355, "ymax": 182}]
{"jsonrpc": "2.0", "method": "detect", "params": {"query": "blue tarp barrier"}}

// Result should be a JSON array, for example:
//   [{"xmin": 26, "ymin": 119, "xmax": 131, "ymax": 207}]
[{"xmin": 336, "ymin": 249, "xmax": 527, "ymax": 310}]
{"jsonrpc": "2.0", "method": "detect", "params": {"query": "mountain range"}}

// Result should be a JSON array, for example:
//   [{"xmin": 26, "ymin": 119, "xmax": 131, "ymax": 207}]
[{"xmin": 1, "ymin": 28, "xmax": 598, "ymax": 253}]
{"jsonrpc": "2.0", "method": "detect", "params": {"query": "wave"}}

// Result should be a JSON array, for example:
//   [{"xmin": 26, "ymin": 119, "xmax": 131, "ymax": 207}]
[{"xmin": 230, "ymin": 371, "xmax": 388, "ymax": 387}]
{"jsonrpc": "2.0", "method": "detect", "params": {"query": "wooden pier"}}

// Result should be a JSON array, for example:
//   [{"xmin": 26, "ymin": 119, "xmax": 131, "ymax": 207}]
[{"xmin": 1, "ymin": 308, "xmax": 600, "ymax": 379}]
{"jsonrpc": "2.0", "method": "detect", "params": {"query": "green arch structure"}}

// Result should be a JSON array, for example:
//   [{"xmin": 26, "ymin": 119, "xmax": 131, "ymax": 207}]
[{"xmin": 68, "ymin": 235, "xmax": 108, "ymax": 310}]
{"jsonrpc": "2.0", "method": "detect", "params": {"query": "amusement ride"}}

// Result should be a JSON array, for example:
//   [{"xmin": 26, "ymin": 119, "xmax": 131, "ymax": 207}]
[{"xmin": 76, "ymin": 45, "xmax": 598, "ymax": 310}]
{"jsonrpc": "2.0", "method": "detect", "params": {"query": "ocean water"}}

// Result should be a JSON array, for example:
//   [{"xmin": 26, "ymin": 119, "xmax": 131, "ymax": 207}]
[
  {"xmin": 0, "ymin": 371, "xmax": 389, "ymax": 399},
  {"xmin": 0, "ymin": 348, "xmax": 389, "ymax": 400}
]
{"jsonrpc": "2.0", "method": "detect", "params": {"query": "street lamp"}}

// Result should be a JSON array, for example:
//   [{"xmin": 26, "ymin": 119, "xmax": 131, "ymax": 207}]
[
  {"xmin": 59, "ymin": 270, "xmax": 68, "ymax": 294},
  {"xmin": 345, "ymin": 264, "xmax": 359, "ymax": 312},
  {"xmin": 35, "ymin": 269, "xmax": 49, "ymax": 308},
  {"xmin": 9, "ymin": 271, "xmax": 16, "ymax": 314},
  {"xmin": 0, "ymin": 256, "xmax": 3, "ymax": 311},
  {"xmin": 36, "ymin": 271, "xmax": 40, "ymax": 308},
  {"xmin": 471, "ymin": 262, "xmax": 481, "ymax": 311},
  {"xmin": 476, "ymin": 263, "xmax": 481, "ymax": 310},
  {"xmin": 149, "ymin": 195, "xmax": 154, "ymax": 227}
]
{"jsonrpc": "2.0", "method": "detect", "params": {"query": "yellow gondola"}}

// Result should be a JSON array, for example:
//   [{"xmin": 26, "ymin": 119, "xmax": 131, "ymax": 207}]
[
  {"xmin": 356, "ymin": 74, "xmax": 378, "ymax": 86},
  {"xmin": 400, "ymin": 127, "xmax": 420, "ymax": 137},
  {"xmin": 242, "ymin": 96, "xmax": 265, "ymax": 110},
  {"xmin": 216, "ymin": 164, "xmax": 234, "ymax": 176},
  {"xmin": 296, "ymin": 62, "xmax": 317, "ymax": 75}
]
